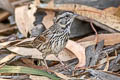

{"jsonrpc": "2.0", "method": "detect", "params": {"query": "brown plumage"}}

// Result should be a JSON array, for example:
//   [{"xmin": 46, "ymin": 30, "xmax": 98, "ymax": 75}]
[{"xmin": 18, "ymin": 12, "xmax": 77, "ymax": 68}]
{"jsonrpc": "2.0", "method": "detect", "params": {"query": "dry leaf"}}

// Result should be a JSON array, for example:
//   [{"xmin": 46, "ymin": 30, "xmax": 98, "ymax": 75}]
[
  {"xmin": 7, "ymin": 46, "xmax": 75, "ymax": 61},
  {"xmin": 54, "ymin": 71, "xmax": 70, "ymax": 80},
  {"xmin": 5, "ymin": 38, "xmax": 85, "ymax": 67},
  {"xmin": 103, "ymin": 53, "xmax": 109, "ymax": 71},
  {"xmin": 66, "ymin": 40, "xmax": 86, "ymax": 68},
  {"xmin": 98, "ymin": 56, "xmax": 116, "ymax": 69},
  {"xmin": 0, "ymin": 53, "xmax": 16, "ymax": 64},
  {"xmin": 15, "ymin": 37, "xmax": 35, "ymax": 45},
  {"xmin": 30, "ymin": 75, "xmax": 51, "ymax": 80},
  {"xmin": 0, "ymin": 40, "xmax": 20, "ymax": 49},
  {"xmin": 34, "ymin": 0, "xmax": 40, "ymax": 7},
  {"xmin": 78, "ymin": 41, "xmax": 95, "ymax": 48},
  {"xmin": 6, "ymin": 38, "xmax": 75, "ymax": 61},
  {"xmin": 0, "ymin": 0, "xmax": 14, "ymax": 13},
  {"xmin": 15, "ymin": 4, "xmax": 37, "ymax": 37},
  {"xmin": 0, "ymin": 11, "xmax": 10, "ymax": 21},
  {"xmin": 78, "ymin": 33, "xmax": 120, "ymax": 46},
  {"xmin": 75, "ymin": 5, "xmax": 120, "ymax": 32},
  {"xmin": 39, "ymin": 3, "xmax": 120, "ymax": 31},
  {"xmin": 114, "ymin": 7, "xmax": 120, "ymax": 17},
  {"xmin": 103, "ymin": 6, "xmax": 120, "ymax": 18},
  {"xmin": 7, "ymin": 47, "xmax": 43, "ymax": 59},
  {"xmin": 103, "ymin": 7, "xmax": 117, "ymax": 15},
  {"xmin": 42, "ymin": 11, "xmax": 55, "ymax": 29}
]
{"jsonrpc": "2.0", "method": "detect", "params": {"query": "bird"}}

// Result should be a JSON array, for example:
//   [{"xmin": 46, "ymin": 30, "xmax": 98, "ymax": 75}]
[{"xmin": 17, "ymin": 11, "xmax": 78, "ymax": 68}]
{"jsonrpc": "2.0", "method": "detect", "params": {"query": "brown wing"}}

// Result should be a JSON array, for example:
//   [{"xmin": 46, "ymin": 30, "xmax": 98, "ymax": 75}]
[
  {"xmin": 16, "ymin": 41, "xmax": 34, "ymax": 48},
  {"xmin": 32, "ymin": 29, "xmax": 53, "ymax": 47}
]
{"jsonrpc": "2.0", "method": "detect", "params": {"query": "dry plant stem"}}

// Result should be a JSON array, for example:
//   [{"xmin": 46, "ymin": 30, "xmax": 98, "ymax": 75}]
[
  {"xmin": 56, "ymin": 56, "xmax": 64, "ymax": 66},
  {"xmin": 44, "ymin": 58, "xmax": 48, "ymax": 69},
  {"xmin": 103, "ymin": 53, "xmax": 109, "ymax": 71},
  {"xmin": 43, "ymin": 55, "xmax": 65, "ymax": 69},
  {"xmin": 90, "ymin": 21, "xmax": 98, "ymax": 43},
  {"xmin": 115, "ymin": 50, "xmax": 118, "ymax": 56},
  {"xmin": 90, "ymin": 21, "xmax": 98, "ymax": 44},
  {"xmin": 0, "ymin": 63, "xmax": 6, "ymax": 68}
]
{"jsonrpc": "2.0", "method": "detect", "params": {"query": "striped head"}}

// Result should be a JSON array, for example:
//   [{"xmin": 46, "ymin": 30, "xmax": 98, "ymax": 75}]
[{"xmin": 54, "ymin": 12, "xmax": 77, "ymax": 29}]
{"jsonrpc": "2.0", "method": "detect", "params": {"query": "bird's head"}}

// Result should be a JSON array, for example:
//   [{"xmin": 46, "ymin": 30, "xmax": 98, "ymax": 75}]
[{"xmin": 54, "ymin": 12, "xmax": 78, "ymax": 29}]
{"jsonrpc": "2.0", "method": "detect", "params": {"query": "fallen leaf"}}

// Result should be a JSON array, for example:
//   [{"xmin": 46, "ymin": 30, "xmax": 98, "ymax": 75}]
[
  {"xmin": 34, "ymin": 0, "xmax": 40, "ymax": 7},
  {"xmin": 7, "ymin": 46, "xmax": 75, "ymax": 62},
  {"xmin": 103, "ymin": 7, "xmax": 117, "ymax": 15},
  {"xmin": 0, "ymin": 65, "xmax": 60, "ymax": 80},
  {"xmin": 0, "ymin": 53, "xmax": 16, "ymax": 64},
  {"xmin": 75, "ymin": 5, "xmax": 120, "ymax": 32},
  {"xmin": 77, "ymin": 33, "xmax": 120, "ymax": 46},
  {"xmin": 0, "ymin": 0, "xmax": 14, "ymax": 13},
  {"xmin": 0, "ymin": 40, "xmax": 20, "ymax": 49},
  {"xmin": 15, "ymin": 4, "xmax": 37, "ymax": 37},
  {"xmin": 98, "ymin": 56, "xmax": 116, "ymax": 69},
  {"xmin": 0, "ymin": 24, "xmax": 17, "ymax": 35},
  {"xmin": 103, "ymin": 53, "xmax": 109, "ymax": 71},
  {"xmin": 6, "ymin": 38, "xmax": 84, "ymax": 67},
  {"xmin": 30, "ymin": 75, "xmax": 51, "ymax": 80},
  {"xmin": 0, "ymin": 11, "xmax": 10, "ymax": 21},
  {"xmin": 66, "ymin": 40, "xmax": 86, "ymax": 68},
  {"xmin": 7, "ymin": 47, "xmax": 43, "ymax": 59},
  {"xmin": 88, "ymin": 69, "xmax": 120, "ymax": 80},
  {"xmin": 42, "ymin": 11, "xmax": 55, "ymax": 29},
  {"xmin": 54, "ymin": 71, "xmax": 70, "ymax": 80},
  {"xmin": 85, "ymin": 40, "xmax": 104, "ymax": 67},
  {"xmin": 114, "ymin": 7, "xmax": 120, "ymax": 17},
  {"xmin": 39, "ymin": 3, "xmax": 120, "ymax": 31}
]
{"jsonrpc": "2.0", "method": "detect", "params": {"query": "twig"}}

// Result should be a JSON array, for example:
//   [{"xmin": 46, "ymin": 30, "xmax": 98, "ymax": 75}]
[{"xmin": 90, "ymin": 21, "xmax": 98, "ymax": 44}]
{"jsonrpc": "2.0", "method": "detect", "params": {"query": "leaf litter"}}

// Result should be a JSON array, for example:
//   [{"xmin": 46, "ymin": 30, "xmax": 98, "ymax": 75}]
[{"xmin": 0, "ymin": 0, "xmax": 120, "ymax": 80}]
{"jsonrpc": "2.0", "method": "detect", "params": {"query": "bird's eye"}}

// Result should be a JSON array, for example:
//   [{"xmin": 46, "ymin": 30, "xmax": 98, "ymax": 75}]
[{"xmin": 66, "ymin": 15, "xmax": 69, "ymax": 17}]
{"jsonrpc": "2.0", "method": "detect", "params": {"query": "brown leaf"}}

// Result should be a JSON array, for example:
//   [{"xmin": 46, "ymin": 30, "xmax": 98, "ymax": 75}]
[
  {"xmin": 88, "ymin": 69, "xmax": 120, "ymax": 80},
  {"xmin": 42, "ymin": 11, "xmax": 55, "ymax": 29},
  {"xmin": 7, "ymin": 47, "xmax": 43, "ymax": 59},
  {"xmin": 66, "ymin": 40, "xmax": 86, "ymax": 68},
  {"xmin": 54, "ymin": 71, "xmax": 71, "ymax": 80},
  {"xmin": 6, "ymin": 38, "xmax": 75, "ymax": 61},
  {"xmin": 0, "ymin": 11, "xmax": 10, "ymax": 21},
  {"xmin": 34, "ymin": 0, "xmax": 40, "ymax": 7},
  {"xmin": 15, "ymin": 4, "xmax": 37, "ymax": 37},
  {"xmin": 77, "ymin": 33, "xmax": 120, "ymax": 46},
  {"xmin": 39, "ymin": 3, "xmax": 120, "ymax": 31},
  {"xmin": 0, "ymin": 0, "xmax": 14, "ymax": 13},
  {"xmin": 0, "ymin": 24, "xmax": 17, "ymax": 35},
  {"xmin": 30, "ymin": 75, "xmax": 51, "ymax": 80},
  {"xmin": 0, "ymin": 40, "xmax": 20, "ymax": 49},
  {"xmin": 103, "ymin": 7, "xmax": 117, "ymax": 15},
  {"xmin": 103, "ymin": 6, "xmax": 120, "ymax": 18},
  {"xmin": 75, "ymin": 5, "xmax": 120, "ymax": 32},
  {"xmin": 0, "ymin": 53, "xmax": 16, "ymax": 64},
  {"xmin": 7, "ymin": 46, "xmax": 76, "ymax": 61},
  {"xmin": 114, "ymin": 7, "xmax": 120, "ymax": 17},
  {"xmin": 103, "ymin": 53, "xmax": 109, "ymax": 71}
]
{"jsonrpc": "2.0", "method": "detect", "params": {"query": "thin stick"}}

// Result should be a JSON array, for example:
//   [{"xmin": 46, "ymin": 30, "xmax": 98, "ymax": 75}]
[{"xmin": 90, "ymin": 21, "xmax": 98, "ymax": 44}]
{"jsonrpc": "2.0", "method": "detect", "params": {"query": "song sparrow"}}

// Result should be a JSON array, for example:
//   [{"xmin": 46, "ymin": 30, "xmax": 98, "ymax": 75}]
[{"xmin": 32, "ymin": 12, "xmax": 77, "ymax": 68}]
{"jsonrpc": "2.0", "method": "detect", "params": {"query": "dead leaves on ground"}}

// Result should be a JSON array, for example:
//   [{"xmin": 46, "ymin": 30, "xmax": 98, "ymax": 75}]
[
  {"xmin": 78, "ymin": 33, "xmax": 120, "ymax": 46},
  {"xmin": 1, "ymin": 33, "xmax": 120, "ymax": 68},
  {"xmin": 1, "ymin": 0, "xmax": 120, "ymax": 79},
  {"xmin": 15, "ymin": 1, "xmax": 120, "ymax": 37},
  {"xmin": 38, "ymin": 1, "xmax": 120, "ymax": 32}
]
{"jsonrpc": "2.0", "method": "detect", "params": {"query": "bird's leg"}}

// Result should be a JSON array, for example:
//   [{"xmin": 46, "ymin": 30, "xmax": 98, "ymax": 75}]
[
  {"xmin": 55, "ymin": 54, "xmax": 70, "ymax": 70},
  {"xmin": 42, "ymin": 54, "xmax": 48, "ymax": 69},
  {"xmin": 55, "ymin": 54, "xmax": 65, "ymax": 66}
]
